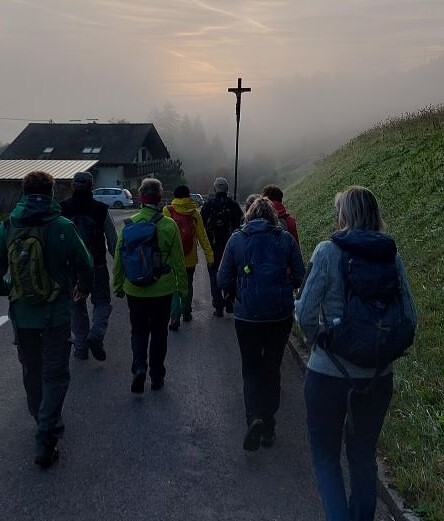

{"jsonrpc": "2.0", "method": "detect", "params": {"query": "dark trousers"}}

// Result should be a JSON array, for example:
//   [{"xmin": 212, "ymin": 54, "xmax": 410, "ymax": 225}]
[
  {"xmin": 16, "ymin": 324, "xmax": 72, "ymax": 446},
  {"xmin": 234, "ymin": 317, "xmax": 293, "ymax": 430},
  {"xmin": 208, "ymin": 245, "xmax": 225, "ymax": 310},
  {"xmin": 127, "ymin": 294, "xmax": 172, "ymax": 383},
  {"xmin": 304, "ymin": 369, "xmax": 393, "ymax": 521}
]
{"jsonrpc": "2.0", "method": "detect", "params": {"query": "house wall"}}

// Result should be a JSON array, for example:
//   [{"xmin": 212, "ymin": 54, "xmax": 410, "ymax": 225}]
[{"xmin": 95, "ymin": 166, "xmax": 124, "ymax": 188}]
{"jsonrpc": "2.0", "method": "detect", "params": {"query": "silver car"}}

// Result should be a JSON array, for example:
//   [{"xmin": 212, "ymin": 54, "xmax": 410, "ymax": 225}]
[{"xmin": 92, "ymin": 188, "xmax": 133, "ymax": 209}]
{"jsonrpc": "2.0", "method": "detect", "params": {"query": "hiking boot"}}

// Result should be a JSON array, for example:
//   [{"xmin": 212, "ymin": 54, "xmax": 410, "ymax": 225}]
[
  {"xmin": 73, "ymin": 348, "xmax": 89, "ymax": 360},
  {"xmin": 243, "ymin": 419, "xmax": 263, "ymax": 451},
  {"xmin": 151, "ymin": 378, "xmax": 165, "ymax": 391},
  {"xmin": 131, "ymin": 371, "xmax": 146, "ymax": 394},
  {"xmin": 169, "ymin": 320, "xmax": 180, "ymax": 332},
  {"xmin": 182, "ymin": 313, "xmax": 192, "ymax": 322},
  {"xmin": 261, "ymin": 432, "xmax": 276, "ymax": 448},
  {"xmin": 214, "ymin": 308, "xmax": 224, "ymax": 317},
  {"xmin": 87, "ymin": 338, "xmax": 106, "ymax": 361},
  {"xmin": 35, "ymin": 444, "xmax": 59, "ymax": 469}
]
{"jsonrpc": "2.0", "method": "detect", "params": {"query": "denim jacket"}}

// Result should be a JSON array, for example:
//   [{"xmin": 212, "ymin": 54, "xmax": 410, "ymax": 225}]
[{"xmin": 294, "ymin": 234, "xmax": 417, "ymax": 378}]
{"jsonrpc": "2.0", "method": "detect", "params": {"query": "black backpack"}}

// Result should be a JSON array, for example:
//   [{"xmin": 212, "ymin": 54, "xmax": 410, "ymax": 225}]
[
  {"xmin": 318, "ymin": 246, "xmax": 415, "ymax": 370},
  {"xmin": 71, "ymin": 214, "xmax": 98, "ymax": 252},
  {"xmin": 207, "ymin": 197, "xmax": 233, "ymax": 243}
]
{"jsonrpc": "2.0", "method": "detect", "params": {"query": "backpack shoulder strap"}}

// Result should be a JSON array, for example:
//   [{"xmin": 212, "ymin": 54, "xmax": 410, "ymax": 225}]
[{"xmin": 150, "ymin": 212, "xmax": 163, "ymax": 225}]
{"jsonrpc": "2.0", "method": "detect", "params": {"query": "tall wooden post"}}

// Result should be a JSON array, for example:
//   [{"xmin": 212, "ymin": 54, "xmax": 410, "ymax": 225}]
[{"xmin": 228, "ymin": 78, "xmax": 251, "ymax": 201}]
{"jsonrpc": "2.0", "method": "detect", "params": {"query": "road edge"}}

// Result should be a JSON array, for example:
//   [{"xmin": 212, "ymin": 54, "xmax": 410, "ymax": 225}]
[{"xmin": 286, "ymin": 333, "xmax": 422, "ymax": 521}]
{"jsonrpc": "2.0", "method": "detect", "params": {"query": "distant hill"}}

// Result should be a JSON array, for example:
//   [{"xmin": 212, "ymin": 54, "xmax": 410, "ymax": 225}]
[{"xmin": 285, "ymin": 106, "xmax": 444, "ymax": 520}]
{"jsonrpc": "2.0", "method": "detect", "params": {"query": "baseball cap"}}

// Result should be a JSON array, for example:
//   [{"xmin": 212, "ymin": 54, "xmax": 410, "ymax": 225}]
[{"xmin": 73, "ymin": 171, "xmax": 93, "ymax": 189}]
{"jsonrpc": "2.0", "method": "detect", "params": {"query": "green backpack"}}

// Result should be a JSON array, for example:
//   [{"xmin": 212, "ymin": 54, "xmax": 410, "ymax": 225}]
[{"xmin": 5, "ymin": 220, "xmax": 60, "ymax": 305}]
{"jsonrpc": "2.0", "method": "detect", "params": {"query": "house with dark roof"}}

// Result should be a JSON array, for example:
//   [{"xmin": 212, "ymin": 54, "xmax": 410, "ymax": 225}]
[{"xmin": 1, "ymin": 122, "xmax": 171, "ymax": 190}]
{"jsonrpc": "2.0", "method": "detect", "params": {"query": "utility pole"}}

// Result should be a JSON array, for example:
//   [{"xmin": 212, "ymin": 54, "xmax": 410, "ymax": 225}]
[{"xmin": 228, "ymin": 77, "xmax": 251, "ymax": 201}]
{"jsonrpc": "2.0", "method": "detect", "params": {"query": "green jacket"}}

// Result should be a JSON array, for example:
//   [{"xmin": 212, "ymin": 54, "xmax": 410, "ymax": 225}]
[
  {"xmin": 0, "ymin": 195, "xmax": 94, "ymax": 328},
  {"xmin": 113, "ymin": 206, "xmax": 188, "ymax": 298}
]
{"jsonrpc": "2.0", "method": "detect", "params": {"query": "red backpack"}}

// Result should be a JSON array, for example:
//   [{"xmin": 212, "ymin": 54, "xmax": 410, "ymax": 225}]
[{"xmin": 167, "ymin": 206, "xmax": 196, "ymax": 255}]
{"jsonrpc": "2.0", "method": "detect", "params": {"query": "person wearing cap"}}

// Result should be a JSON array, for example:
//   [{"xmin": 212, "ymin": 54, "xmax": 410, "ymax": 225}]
[
  {"xmin": 0, "ymin": 171, "xmax": 94, "ymax": 468},
  {"xmin": 60, "ymin": 171, "xmax": 117, "ymax": 361},
  {"xmin": 162, "ymin": 185, "xmax": 214, "ymax": 330},
  {"xmin": 262, "ymin": 184, "xmax": 300, "ymax": 245},
  {"xmin": 201, "ymin": 177, "xmax": 243, "ymax": 317},
  {"xmin": 113, "ymin": 178, "xmax": 187, "ymax": 393}
]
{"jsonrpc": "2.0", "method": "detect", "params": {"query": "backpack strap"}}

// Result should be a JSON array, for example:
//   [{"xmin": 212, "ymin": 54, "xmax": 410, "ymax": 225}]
[{"xmin": 150, "ymin": 212, "xmax": 163, "ymax": 225}]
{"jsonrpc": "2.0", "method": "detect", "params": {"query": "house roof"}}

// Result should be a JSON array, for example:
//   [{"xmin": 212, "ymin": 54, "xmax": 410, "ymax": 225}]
[
  {"xmin": 1, "ymin": 123, "xmax": 170, "ymax": 163},
  {"xmin": 0, "ymin": 159, "xmax": 99, "ymax": 180}
]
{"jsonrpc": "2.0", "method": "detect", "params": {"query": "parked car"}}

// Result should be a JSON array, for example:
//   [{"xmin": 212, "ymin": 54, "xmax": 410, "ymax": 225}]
[
  {"xmin": 92, "ymin": 188, "xmax": 134, "ymax": 209},
  {"xmin": 190, "ymin": 193, "xmax": 205, "ymax": 207}
]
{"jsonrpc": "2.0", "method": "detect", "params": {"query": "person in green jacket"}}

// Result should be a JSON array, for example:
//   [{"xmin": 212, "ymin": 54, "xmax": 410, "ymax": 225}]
[
  {"xmin": 113, "ymin": 178, "xmax": 187, "ymax": 394},
  {"xmin": 163, "ymin": 184, "xmax": 214, "ymax": 331},
  {"xmin": 0, "ymin": 171, "xmax": 94, "ymax": 468}
]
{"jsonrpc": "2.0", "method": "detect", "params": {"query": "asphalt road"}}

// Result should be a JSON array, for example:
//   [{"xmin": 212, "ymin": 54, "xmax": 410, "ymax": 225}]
[{"xmin": 0, "ymin": 209, "xmax": 393, "ymax": 521}]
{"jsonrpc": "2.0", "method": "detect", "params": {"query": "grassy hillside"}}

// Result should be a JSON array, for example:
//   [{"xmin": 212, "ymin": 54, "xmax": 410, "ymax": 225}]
[{"xmin": 285, "ymin": 107, "xmax": 444, "ymax": 521}]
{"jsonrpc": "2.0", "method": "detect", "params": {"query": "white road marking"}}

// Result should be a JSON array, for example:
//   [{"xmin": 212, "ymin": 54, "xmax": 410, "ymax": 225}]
[{"xmin": 0, "ymin": 316, "xmax": 9, "ymax": 326}]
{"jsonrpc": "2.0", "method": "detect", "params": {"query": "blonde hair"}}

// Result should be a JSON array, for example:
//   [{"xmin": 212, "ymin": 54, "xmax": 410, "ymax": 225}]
[
  {"xmin": 334, "ymin": 186, "xmax": 385, "ymax": 231},
  {"xmin": 245, "ymin": 196, "xmax": 278, "ymax": 225}
]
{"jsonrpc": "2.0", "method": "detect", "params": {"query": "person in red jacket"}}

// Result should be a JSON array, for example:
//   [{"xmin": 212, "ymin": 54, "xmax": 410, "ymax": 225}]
[{"xmin": 262, "ymin": 184, "xmax": 300, "ymax": 245}]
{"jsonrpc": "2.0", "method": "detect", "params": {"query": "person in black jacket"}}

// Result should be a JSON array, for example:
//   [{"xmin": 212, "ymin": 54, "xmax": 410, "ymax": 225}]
[
  {"xmin": 201, "ymin": 177, "xmax": 243, "ymax": 316},
  {"xmin": 60, "ymin": 172, "xmax": 117, "ymax": 361}
]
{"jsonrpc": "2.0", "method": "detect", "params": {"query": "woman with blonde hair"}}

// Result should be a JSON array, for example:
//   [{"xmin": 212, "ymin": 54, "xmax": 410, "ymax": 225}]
[
  {"xmin": 295, "ymin": 186, "xmax": 416, "ymax": 521},
  {"xmin": 218, "ymin": 196, "xmax": 305, "ymax": 450}
]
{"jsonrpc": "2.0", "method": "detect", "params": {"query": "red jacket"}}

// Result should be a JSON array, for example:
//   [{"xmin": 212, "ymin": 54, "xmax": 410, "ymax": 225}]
[{"xmin": 271, "ymin": 201, "xmax": 300, "ymax": 245}]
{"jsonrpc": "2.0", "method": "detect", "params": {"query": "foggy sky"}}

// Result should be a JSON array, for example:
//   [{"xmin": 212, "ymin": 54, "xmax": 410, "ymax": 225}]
[{"xmin": 1, "ymin": 0, "xmax": 443, "ymax": 157}]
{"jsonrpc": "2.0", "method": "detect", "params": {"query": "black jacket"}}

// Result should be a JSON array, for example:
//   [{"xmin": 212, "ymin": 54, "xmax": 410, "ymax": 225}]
[{"xmin": 60, "ymin": 191, "xmax": 109, "ymax": 266}]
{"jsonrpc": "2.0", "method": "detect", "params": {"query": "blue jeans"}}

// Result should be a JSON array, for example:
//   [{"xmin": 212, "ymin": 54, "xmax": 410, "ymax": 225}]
[
  {"xmin": 71, "ymin": 265, "xmax": 112, "ymax": 352},
  {"xmin": 304, "ymin": 369, "xmax": 393, "ymax": 521},
  {"xmin": 235, "ymin": 317, "xmax": 293, "ymax": 429},
  {"xmin": 127, "ymin": 294, "xmax": 172, "ymax": 383},
  {"xmin": 16, "ymin": 324, "xmax": 72, "ymax": 446}
]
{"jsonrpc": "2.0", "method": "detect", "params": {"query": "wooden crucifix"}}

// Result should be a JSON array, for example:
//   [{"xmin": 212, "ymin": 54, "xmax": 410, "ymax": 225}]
[{"xmin": 228, "ymin": 77, "xmax": 251, "ymax": 201}]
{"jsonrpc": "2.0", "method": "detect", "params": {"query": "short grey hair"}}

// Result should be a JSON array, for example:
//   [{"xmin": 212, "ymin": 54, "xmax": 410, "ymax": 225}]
[
  {"xmin": 139, "ymin": 177, "xmax": 163, "ymax": 196},
  {"xmin": 245, "ymin": 196, "xmax": 278, "ymax": 225}
]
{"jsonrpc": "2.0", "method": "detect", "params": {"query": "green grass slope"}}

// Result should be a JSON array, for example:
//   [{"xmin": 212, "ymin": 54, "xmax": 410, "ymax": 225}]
[{"xmin": 285, "ymin": 107, "xmax": 444, "ymax": 521}]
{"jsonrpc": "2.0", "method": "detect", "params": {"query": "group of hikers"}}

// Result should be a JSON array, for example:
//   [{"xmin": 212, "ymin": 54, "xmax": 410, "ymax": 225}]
[{"xmin": 0, "ymin": 169, "xmax": 417, "ymax": 521}]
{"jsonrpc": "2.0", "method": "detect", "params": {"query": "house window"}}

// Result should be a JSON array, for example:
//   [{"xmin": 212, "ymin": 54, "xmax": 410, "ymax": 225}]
[
  {"xmin": 82, "ymin": 147, "xmax": 92, "ymax": 153},
  {"xmin": 91, "ymin": 147, "xmax": 102, "ymax": 154},
  {"xmin": 43, "ymin": 147, "xmax": 54, "ymax": 153}
]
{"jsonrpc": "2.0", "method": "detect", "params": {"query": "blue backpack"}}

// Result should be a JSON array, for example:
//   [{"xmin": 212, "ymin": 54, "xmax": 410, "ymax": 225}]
[
  {"xmin": 120, "ymin": 213, "xmax": 170, "ymax": 286},
  {"xmin": 238, "ymin": 227, "xmax": 294, "ymax": 321},
  {"xmin": 319, "ymin": 246, "xmax": 415, "ymax": 369}
]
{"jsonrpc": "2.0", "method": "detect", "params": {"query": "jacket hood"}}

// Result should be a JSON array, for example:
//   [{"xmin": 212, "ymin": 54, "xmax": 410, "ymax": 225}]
[
  {"xmin": 271, "ymin": 201, "xmax": 289, "ymax": 218},
  {"xmin": 170, "ymin": 197, "xmax": 197, "ymax": 214},
  {"xmin": 10, "ymin": 195, "xmax": 61, "ymax": 227},
  {"xmin": 332, "ymin": 229, "xmax": 397, "ymax": 262},
  {"xmin": 241, "ymin": 218, "xmax": 280, "ymax": 236}
]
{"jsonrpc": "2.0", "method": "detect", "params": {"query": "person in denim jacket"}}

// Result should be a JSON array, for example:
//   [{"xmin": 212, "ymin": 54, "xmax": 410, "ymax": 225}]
[{"xmin": 295, "ymin": 186, "xmax": 417, "ymax": 521}]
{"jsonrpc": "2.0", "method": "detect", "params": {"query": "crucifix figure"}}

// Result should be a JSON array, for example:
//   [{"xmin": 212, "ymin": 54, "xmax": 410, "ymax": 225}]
[{"xmin": 228, "ymin": 77, "xmax": 251, "ymax": 201}]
